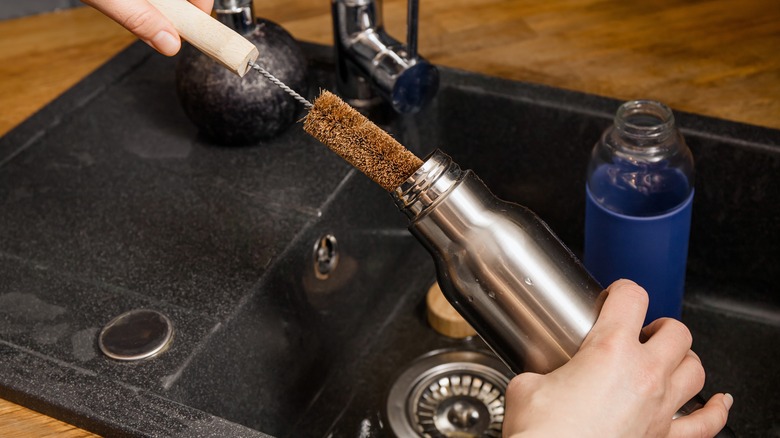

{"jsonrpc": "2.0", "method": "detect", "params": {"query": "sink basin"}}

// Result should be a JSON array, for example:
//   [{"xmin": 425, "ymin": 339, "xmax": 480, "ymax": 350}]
[{"xmin": 0, "ymin": 42, "xmax": 778, "ymax": 437}]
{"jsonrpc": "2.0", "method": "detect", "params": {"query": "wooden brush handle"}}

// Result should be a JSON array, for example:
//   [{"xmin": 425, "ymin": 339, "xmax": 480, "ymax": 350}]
[{"xmin": 148, "ymin": 0, "xmax": 259, "ymax": 76}]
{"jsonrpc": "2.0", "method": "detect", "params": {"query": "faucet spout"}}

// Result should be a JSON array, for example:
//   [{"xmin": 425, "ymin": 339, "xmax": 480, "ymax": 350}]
[{"xmin": 332, "ymin": 0, "xmax": 439, "ymax": 114}]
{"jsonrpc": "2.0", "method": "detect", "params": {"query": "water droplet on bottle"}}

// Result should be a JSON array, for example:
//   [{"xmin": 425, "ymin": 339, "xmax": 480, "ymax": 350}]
[
  {"xmin": 488, "ymin": 291, "xmax": 496, "ymax": 299},
  {"xmin": 467, "ymin": 296, "xmax": 474, "ymax": 303},
  {"xmin": 524, "ymin": 277, "xmax": 533, "ymax": 286}
]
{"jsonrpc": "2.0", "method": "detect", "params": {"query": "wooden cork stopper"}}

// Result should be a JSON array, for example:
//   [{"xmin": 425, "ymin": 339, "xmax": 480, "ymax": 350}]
[{"xmin": 426, "ymin": 282, "xmax": 477, "ymax": 339}]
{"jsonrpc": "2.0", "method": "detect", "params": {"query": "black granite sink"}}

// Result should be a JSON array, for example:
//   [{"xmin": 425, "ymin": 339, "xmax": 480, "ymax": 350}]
[{"xmin": 0, "ymin": 42, "xmax": 777, "ymax": 437}]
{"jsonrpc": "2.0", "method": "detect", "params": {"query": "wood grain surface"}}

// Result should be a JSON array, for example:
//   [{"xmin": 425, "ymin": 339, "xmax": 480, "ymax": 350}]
[
  {"xmin": 0, "ymin": 398, "xmax": 99, "ymax": 437},
  {"xmin": 0, "ymin": 0, "xmax": 778, "ymax": 435}
]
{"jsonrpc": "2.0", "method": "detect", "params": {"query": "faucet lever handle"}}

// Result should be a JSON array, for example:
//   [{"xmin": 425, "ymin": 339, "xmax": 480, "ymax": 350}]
[{"xmin": 406, "ymin": 0, "xmax": 419, "ymax": 59}]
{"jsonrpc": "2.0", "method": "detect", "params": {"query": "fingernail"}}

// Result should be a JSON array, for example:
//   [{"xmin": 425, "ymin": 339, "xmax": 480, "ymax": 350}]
[
  {"xmin": 723, "ymin": 393, "xmax": 734, "ymax": 410},
  {"xmin": 149, "ymin": 31, "xmax": 179, "ymax": 56}
]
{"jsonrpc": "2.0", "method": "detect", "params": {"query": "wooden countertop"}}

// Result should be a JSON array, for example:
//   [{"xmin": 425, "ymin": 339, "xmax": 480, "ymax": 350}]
[{"xmin": 0, "ymin": 0, "xmax": 778, "ymax": 435}]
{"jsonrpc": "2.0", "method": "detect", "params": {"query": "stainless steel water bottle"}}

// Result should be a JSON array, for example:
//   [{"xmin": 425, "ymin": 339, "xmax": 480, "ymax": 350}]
[{"xmin": 393, "ymin": 150, "xmax": 605, "ymax": 374}]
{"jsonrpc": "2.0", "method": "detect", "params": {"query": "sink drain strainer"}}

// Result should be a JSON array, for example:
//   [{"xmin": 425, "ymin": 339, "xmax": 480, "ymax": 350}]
[{"xmin": 386, "ymin": 350, "xmax": 511, "ymax": 438}]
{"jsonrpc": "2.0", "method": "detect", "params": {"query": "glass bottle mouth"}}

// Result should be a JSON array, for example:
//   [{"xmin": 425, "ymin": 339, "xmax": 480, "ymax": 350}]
[{"xmin": 614, "ymin": 100, "xmax": 675, "ymax": 142}]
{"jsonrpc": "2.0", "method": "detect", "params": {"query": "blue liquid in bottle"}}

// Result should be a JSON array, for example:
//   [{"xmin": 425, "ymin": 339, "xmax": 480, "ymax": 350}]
[{"xmin": 584, "ymin": 101, "xmax": 694, "ymax": 325}]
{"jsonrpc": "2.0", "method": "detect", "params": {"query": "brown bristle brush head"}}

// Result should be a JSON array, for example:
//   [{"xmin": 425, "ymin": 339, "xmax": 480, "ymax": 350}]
[{"xmin": 303, "ymin": 90, "xmax": 423, "ymax": 192}]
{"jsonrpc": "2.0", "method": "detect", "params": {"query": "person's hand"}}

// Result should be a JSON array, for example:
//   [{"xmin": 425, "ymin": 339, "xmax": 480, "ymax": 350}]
[
  {"xmin": 503, "ymin": 279, "xmax": 732, "ymax": 438},
  {"xmin": 82, "ymin": 0, "xmax": 214, "ymax": 56}
]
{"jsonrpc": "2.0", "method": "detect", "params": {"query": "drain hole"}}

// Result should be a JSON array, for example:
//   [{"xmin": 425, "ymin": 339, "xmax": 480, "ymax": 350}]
[
  {"xmin": 417, "ymin": 373, "xmax": 504, "ymax": 437},
  {"xmin": 313, "ymin": 234, "xmax": 339, "ymax": 279},
  {"xmin": 387, "ymin": 350, "xmax": 511, "ymax": 438}
]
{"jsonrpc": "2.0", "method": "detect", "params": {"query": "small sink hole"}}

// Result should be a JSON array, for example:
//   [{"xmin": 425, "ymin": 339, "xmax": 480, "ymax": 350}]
[{"xmin": 313, "ymin": 234, "xmax": 339, "ymax": 279}]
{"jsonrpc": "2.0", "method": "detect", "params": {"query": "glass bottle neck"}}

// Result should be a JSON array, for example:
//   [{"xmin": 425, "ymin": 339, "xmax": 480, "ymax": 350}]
[{"xmin": 610, "ymin": 100, "xmax": 678, "ymax": 157}]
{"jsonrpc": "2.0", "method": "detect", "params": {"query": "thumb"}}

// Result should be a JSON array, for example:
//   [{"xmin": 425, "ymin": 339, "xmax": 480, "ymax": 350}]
[
  {"xmin": 669, "ymin": 393, "xmax": 732, "ymax": 438},
  {"xmin": 83, "ymin": 0, "xmax": 181, "ymax": 56}
]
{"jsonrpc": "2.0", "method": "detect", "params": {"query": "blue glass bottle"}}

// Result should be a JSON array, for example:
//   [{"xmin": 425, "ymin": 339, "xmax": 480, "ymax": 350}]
[{"xmin": 584, "ymin": 100, "xmax": 694, "ymax": 325}]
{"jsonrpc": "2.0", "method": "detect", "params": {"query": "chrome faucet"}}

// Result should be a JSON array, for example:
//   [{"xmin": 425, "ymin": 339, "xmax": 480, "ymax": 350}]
[
  {"xmin": 214, "ymin": 0, "xmax": 255, "ymax": 35},
  {"xmin": 331, "ymin": 0, "xmax": 439, "ymax": 113}
]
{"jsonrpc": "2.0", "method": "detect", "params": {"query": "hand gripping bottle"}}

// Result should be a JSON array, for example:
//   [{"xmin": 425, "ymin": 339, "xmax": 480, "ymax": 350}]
[{"xmin": 584, "ymin": 100, "xmax": 694, "ymax": 325}]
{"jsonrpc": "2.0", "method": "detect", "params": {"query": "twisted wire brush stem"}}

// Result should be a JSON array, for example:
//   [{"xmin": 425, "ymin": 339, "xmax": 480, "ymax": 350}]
[{"xmin": 248, "ymin": 60, "xmax": 313, "ymax": 109}]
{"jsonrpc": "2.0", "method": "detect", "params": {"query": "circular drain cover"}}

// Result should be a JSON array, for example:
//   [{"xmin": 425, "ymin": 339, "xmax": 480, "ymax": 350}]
[
  {"xmin": 387, "ymin": 350, "xmax": 511, "ymax": 437},
  {"xmin": 99, "ymin": 309, "xmax": 174, "ymax": 361}
]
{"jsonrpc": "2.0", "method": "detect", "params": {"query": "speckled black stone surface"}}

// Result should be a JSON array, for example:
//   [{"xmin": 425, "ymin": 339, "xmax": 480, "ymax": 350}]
[
  {"xmin": 0, "ymin": 41, "xmax": 778, "ymax": 437},
  {"xmin": 0, "ymin": 45, "xmax": 344, "ymax": 320}
]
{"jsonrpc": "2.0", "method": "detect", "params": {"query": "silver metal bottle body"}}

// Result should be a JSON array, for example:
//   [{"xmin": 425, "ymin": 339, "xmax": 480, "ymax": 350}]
[{"xmin": 394, "ymin": 150, "xmax": 605, "ymax": 374}]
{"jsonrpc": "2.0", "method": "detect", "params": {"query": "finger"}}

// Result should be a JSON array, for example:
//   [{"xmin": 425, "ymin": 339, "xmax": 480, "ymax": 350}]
[
  {"xmin": 591, "ymin": 279, "xmax": 649, "ymax": 339},
  {"xmin": 642, "ymin": 318, "xmax": 693, "ymax": 370},
  {"xmin": 669, "ymin": 393, "xmax": 732, "ymax": 438},
  {"xmin": 83, "ymin": 0, "xmax": 181, "ymax": 56},
  {"xmin": 669, "ymin": 351, "xmax": 706, "ymax": 409},
  {"xmin": 189, "ymin": 0, "xmax": 214, "ymax": 13}
]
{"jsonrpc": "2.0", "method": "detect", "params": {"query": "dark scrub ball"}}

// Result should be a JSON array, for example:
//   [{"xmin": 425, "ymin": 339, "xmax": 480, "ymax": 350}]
[{"xmin": 175, "ymin": 19, "xmax": 308, "ymax": 145}]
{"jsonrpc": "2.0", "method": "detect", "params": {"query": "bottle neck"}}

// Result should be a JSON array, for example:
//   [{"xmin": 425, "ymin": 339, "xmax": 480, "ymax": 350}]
[
  {"xmin": 393, "ymin": 150, "xmax": 463, "ymax": 219},
  {"xmin": 610, "ymin": 100, "xmax": 678, "ymax": 158}
]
